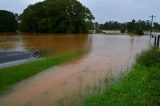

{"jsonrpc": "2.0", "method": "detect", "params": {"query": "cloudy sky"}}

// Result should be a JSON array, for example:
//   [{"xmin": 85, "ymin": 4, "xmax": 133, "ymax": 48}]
[{"xmin": 0, "ymin": 0, "xmax": 159, "ymax": 23}]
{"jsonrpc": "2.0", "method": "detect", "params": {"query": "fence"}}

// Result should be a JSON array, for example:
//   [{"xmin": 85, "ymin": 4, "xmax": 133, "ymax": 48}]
[{"xmin": 152, "ymin": 35, "xmax": 160, "ymax": 47}]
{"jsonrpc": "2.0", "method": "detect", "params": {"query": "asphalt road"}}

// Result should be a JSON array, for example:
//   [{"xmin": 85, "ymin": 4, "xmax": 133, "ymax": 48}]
[{"xmin": 0, "ymin": 51, "xmax": 34, "ymax": 64}]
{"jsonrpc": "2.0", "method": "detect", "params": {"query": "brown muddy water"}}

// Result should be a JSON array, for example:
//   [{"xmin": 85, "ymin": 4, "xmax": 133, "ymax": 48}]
[
  {"xmin": 0, "ymin": 33, "xmax": 89, "ymax": 55},
  {"xmin": 0, "ymin": 33, "xmax": 150, "ymax": 106}
]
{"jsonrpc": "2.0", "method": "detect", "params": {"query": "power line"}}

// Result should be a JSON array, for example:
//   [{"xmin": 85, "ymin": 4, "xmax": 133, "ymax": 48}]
[{"xmin": 149, "ymin": 15, "xmax": 156, "ymax": 36}]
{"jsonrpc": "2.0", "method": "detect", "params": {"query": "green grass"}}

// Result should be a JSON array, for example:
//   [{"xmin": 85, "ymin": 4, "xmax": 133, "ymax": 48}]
[
  {"xmin": 0, "ymin": 51, "xmax": 83, "ymax": 95},
  {"xmin": 84, "ymin": 48, "xmax": 160, "ymax": 106}
]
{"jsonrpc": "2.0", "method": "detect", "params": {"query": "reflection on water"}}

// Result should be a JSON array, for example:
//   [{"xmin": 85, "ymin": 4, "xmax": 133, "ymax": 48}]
[
  {"xmin": 0, "ymin": 33, "xmax": 90, "ymax": 56},
  {"xmin": 0, "ymin": 33, "xmax": 150, "ymax": 106}
]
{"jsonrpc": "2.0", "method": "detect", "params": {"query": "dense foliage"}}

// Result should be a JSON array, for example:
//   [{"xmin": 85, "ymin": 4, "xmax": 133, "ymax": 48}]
[
  {"xmin": 99, "ymin": 21, "xmax": 121, "ymax": 30},
  {"xmin": 98, "ymin": 20, "xmax": 160, "ymax": 35},
  {"xmin": 126, "ymin": 20, "xmax": 144, "ymax": 35},
  {"xmin": 0, "ymin": 10, "xmax": 18, "ymax": 32},
  {"xmin": 20, "ymin": 0, "xmax": 95, "ymax": 33}
]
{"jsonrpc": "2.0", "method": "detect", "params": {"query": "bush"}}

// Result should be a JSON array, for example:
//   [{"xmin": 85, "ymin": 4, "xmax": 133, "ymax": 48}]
[
  {"xmin": 120, "ymin": 28, "xmax": 126, "ymax": 33},
  {"xmin": 136, "ymin": 48, "xmax": 160, "ymax": 67},
  {"xmin": 135, "ymin": 27, "xmax": 144, "ymax": 35}
]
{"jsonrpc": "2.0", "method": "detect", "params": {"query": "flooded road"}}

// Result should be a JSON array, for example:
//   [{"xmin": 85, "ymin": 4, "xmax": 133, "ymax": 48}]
[{"xmin": 0, "ymin": 34, "xmax": 150, "ymax": 106}]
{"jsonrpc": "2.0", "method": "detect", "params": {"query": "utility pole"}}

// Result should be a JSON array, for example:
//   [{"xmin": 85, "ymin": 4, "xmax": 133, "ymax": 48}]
[{"xmin": 149, "ymin": 15, "xmax": 156, "ymax": 36}]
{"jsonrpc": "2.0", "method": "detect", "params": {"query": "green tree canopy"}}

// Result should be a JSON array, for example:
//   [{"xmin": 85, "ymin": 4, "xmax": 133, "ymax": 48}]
[
  {"xmin": 20, "ymin": 0, "xmax": 95, "ymax": 33},
  {"xmin": 0, "ymin": 10, "xmax": 18, "ymax": 32}
]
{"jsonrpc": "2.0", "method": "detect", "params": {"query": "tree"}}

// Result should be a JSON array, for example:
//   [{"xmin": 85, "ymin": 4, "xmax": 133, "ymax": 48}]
[
  {"xmin": 0, "ymin": 10, "xmax": 18, "ymax": 32},
  {"xmin": 20, "ymin": 0, "xmax": 95, "ymax": 33},
  {"xmin": 102, "ymin": 21, "xmax": 121, "ymax": 30},
  {"xmin": 126, "ymin": 19, "xmax": 144, "ymax": 35},
  {"xmin": 153, "ymin": 22, "xmax": 160, "ymax": 31},
  {"xmin": 95, "ymin": 19, "xmax": 160, "ymax": 35}
]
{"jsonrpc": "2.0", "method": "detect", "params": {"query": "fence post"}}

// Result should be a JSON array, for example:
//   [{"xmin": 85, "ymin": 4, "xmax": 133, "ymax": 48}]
[
  {"xmin": 154, "ymin": 36, "xmax": 157, "ymax": 47},
  {"xmin": 157, "ymin": 35, "xmax": 160, "ymax": 47}
]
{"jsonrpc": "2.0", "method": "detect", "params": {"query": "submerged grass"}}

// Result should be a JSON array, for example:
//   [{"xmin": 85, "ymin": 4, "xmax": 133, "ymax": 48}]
[
  {"xmin": 84, "ymin": 48, "xmax": 160, "ymax": 106},
  {"xmin": 0, "ymin": 51, "xmax": 84, "ymax": 95}
]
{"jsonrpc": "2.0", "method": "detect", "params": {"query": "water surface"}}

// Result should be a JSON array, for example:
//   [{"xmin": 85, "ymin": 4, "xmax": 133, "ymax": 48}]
[
  {"xmin": 0, "ymin": 33, "xmax": 150, "ymax": 106},
  {"xmin": 0, "ymin": 33, "xmax": 89, "ymax": 56}
]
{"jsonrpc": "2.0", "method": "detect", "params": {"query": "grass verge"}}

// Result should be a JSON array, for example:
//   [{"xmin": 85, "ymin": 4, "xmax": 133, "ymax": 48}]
[
  {"xmin": 0, "ymin": 51, "xmax": 84, "ymax": 95},
  {"xmin": 84, "ymin": 48, "xmax": 160, "ymax": 106}
]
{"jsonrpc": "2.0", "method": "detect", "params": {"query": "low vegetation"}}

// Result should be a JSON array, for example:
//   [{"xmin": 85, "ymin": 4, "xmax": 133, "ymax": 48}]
[
  {"xmin": 0, "ymin": 51, "xmax": 83, "ymax": 94},
  {"xmin": 84, "ymin": 48, "xmax": 160, "ymax": 106}
]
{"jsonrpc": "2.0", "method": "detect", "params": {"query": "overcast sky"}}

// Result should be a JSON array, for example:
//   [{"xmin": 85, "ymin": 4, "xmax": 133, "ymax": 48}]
[{"xmin": 0, "ymin": 0, "xmax": 159, "ymax": 23}]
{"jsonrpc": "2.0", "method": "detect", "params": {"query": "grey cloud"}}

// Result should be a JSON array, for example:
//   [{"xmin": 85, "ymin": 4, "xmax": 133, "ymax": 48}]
[
  {"xmin": 0, "ymin": 0, "xmax": 44, "ymax": 13},
  {"xmin": 0, "ymin": 0, "xmax": 159, "ymax": 23},
  {"xmin": 79, "ymin": 0, "xmax": 160, "ymax": 23}
]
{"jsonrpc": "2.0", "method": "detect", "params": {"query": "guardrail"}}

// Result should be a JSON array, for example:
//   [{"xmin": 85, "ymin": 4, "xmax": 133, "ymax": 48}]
[{"xmin": 152, "ymin": 35, "xmax": 160, "ymax": 47}]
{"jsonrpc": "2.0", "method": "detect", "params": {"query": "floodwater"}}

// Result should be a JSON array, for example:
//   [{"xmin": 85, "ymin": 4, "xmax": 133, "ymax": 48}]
[
  {"xmin": 0, "ymin": 33, "xmax": 150, "ymax": 106},
  {"xmin": 0, "ymin": 33, "xmax": 89, "ymax": 56}
]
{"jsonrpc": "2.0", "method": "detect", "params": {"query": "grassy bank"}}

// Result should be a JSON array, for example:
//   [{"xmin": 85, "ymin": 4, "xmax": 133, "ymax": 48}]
[
  {"xmin": 0, "ymin": 51, "xmax": 83, "ymax": 95},
  {"xmin": 84, "ymin": 48, "xmax": 160, "ymax": 106}
]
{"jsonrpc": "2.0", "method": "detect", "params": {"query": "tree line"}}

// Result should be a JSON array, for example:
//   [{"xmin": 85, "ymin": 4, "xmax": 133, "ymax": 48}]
[
  {"xmin": 1, "ymin": 0, "xmax": 160, "ymax": 34},
  {"xmin": 0, "ymin": 0, "xmax": 94, "ymax": 33},
  {"xmin": 96, "ymin": 20, "xmax": 160, "ymax": 35}
]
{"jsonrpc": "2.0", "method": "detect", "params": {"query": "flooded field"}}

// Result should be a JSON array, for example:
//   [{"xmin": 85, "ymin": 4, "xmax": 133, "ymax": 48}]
[{"xmin": 0, "ymin": 33, "xmax": 150, "ymax": 106}]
